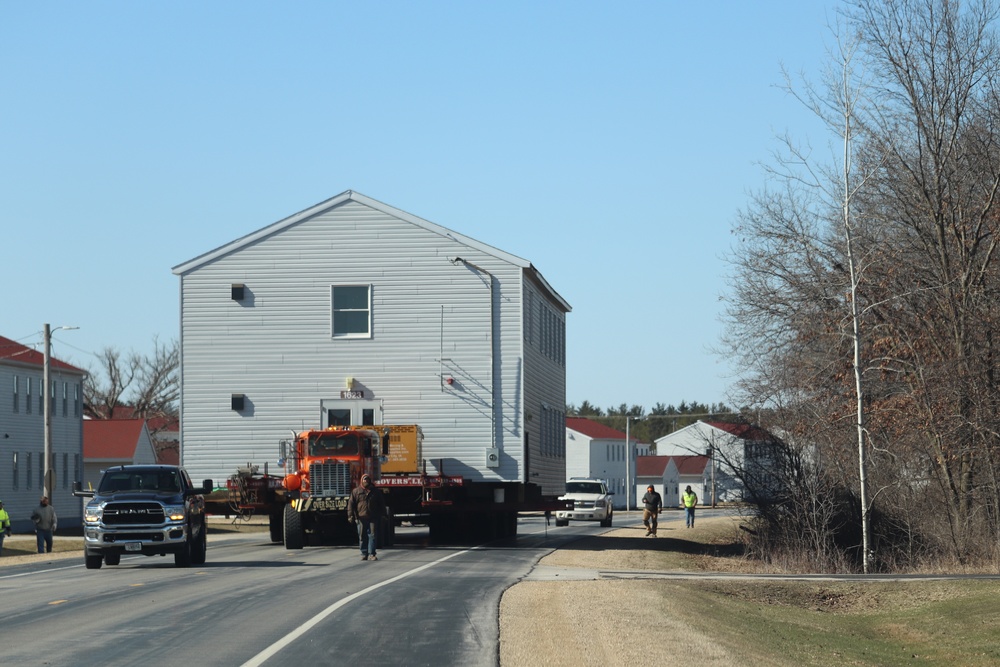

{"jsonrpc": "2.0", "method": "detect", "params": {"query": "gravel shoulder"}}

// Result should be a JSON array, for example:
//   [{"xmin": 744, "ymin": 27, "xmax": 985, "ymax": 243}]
[{"xmin": 499, "ymin": 516, "xmax": 746, "ymax": 667}]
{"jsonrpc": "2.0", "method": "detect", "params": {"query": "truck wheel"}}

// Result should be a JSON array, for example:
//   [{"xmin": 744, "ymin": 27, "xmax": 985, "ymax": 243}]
[
  {"xmin": 283, "ymin": 503, "xmax": 304, "ymax": 550},
  {"xmin": 269, "ymin": 507, "xmax": 283, "ymax": 543},
  {"xmin": 555, "ymin": 518, "xmax": 569, "ymax": 527},
  {"xmin": 191, "ymin": 523, "xmax": 207, "ymax": 565},
  {"xmin": 104, "ymin": 552, "xmax": 121, "ymax": 566},
  {"xmin": 600, "ymin": 510, "xmax": 613, "ymax": 528},
  {"xmin": 175, "ymin": 532, "xmax": 194, "ymax": 568},
  {"xmin": 85, "ymin": 553, "xmax": 103, "ymax": 570}
]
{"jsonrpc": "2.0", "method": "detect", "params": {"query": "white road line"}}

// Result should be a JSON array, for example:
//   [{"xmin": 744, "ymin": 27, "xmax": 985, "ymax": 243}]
[{"xmin": 239, "ymin": 548, "xmax": 471, "ymax": 667}]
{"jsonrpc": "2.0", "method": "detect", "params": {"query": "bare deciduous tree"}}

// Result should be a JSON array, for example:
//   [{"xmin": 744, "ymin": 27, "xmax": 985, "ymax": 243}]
[{"xmin": 84, "ymin": 337, "xmax": 179, "ymax": 428}]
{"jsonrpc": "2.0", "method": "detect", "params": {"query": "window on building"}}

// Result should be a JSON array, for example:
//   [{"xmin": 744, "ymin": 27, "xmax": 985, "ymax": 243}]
[
  {"xmin": 12, "ymin": 452, "xmax": 18, "ymax": 490},
  {"xmin": 50, "ymin": 380, "xmax": 56, "ymax": 413},
  {"xmin": 63, "ymin": 453, "xmax": 68, "ymax": 489},
  {"xmin": 74, "ymin": 383, "xmax": 81, "ymax": 417},
  {"xmin": 39, "ymin": 451, "xmax": 45, "ymax": 489},
  {"xmin": 26, "ymin": 452, "xmax": 32, "ymax": 489},
  {"xmin": 26, "ymin": 377, "xmax": 32, "ymax": 414},
  {"xmin": 12, "ymin": 375, "xmax": 18, "ymax": 413},
  {"xmin": 62, "ymin": 382, "xmax": 68, "ymax": 417},
  {"xmin": 331, "ymin": 285, "xmax": 371, "ymax": 337},
  {"xmin": 74, "ymin": 454, "xmax": 81, "ymax": 487}
]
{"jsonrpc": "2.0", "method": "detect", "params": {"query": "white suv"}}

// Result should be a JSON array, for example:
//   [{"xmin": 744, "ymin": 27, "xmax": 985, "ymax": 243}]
[{"xmin": 555, "ymin": 478, "xmax": 614, "ymax": 527}]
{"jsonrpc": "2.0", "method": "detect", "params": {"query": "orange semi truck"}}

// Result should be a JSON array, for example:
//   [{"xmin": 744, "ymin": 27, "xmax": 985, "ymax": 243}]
[{"xmin": 221, "ymin": 424, "xmax": 566, "ymax": 547}]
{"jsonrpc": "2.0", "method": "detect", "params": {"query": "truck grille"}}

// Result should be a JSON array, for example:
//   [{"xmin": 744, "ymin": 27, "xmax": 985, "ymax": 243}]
[
  {"xmin": 102, "ymin": 502, "xmax": 166, "ymax": 525},
  {"xmin": 310, "ymin": 462, "xmax": 351, "ymax": 496}
]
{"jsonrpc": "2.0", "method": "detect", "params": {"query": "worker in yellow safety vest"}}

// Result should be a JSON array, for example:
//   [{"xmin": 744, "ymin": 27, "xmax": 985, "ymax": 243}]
[
  {"xmin": 0, "ymin": 500, "xmax": 11, "ymax": 554},
  {"xmin": 682, "ymin": 486, "xmax": 698, "ymax": 528}
]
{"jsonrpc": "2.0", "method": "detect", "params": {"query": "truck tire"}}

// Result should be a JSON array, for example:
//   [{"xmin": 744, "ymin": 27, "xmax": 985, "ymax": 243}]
[
  {"xmin": 555, "ymin": 518, "xmax": 569, "ymax": 527},
  {"xmin": 191, "ymin": 523, "xmax": 207, "ymax": 565},
  {"xmin": 85, "ymin": 553, "xmax": 103, "ymax": 570},
  {"xmin": 269, "ymin": 507, "xmax": 283, "ymax": 543},
  {"xmin": 104, "ymin": 552, "xmax": 121, "ymax": 566},
  {"xmin": 283, "ymin": 503, "xmax": 304, "ymax": 550},
  {"xmin": 600, "ymin": 510, "xmax": 613, "ymax": 528},
  {"xmin": 175, "ymin": 530, "xmax": 194, "ymax": 568}
]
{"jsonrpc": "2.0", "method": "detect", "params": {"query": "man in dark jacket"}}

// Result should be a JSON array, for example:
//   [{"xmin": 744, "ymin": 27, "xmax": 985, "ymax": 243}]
[
  {"xmin": 31, "ymin": 496, "xmax": 57, "ymax": 554},
  {"xmin": 347, "ymin": 474, "xmax": 386, "ymax": 561},
  {"xmin": 641, "ymin": 485, "xmax": 662, "ymax": 537}
]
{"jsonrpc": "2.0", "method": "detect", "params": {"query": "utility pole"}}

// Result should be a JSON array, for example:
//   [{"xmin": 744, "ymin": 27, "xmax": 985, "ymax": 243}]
[{"xmin": 43, "ymin": 323, "xmax": 78, "ymax": 499}]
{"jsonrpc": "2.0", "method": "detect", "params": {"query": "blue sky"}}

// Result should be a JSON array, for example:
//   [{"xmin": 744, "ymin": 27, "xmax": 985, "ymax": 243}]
[{"xmin": 2, "ymin": 1, "xmax": 836, "ymax": 413}]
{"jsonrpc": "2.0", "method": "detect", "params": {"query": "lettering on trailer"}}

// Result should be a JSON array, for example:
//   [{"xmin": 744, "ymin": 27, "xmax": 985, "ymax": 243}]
[
  {"xmin": 379, "ymin": 475, "xmax": 464, "ymax": 487},
  {"xmin": 300, "ymin": 496, "xmax": 349, "ymax": 511}
]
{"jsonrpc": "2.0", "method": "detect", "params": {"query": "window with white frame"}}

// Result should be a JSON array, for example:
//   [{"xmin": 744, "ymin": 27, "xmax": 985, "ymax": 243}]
[
  {"xmin": 26, "ymin": 377, "xmax": 32, "ymax": 414},
  {"xmin": 331, "ymin": 285, "xmax": 371, "ymax": 338},
  {"xmin": 12, "ymin": 375, "xmax": 18, "ymax": 413}
]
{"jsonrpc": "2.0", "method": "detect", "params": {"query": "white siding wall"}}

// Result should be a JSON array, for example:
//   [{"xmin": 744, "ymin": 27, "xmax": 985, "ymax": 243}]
[
  {"xmin": 521, "ymin": 279, "xmax": 568, "ymax": 496},
  {"xmin": 178, "ymin": 199, "xmax": 567, "ymax": 490},
  {"xmin": 0, "ymin": 364, "xmax": 84, "ymax": 530}
]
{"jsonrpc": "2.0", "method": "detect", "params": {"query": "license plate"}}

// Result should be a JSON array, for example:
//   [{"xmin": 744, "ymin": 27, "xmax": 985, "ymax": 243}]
[{"xmin": 124, "ymin": 542, "xmax": 142, "ymax": 552}]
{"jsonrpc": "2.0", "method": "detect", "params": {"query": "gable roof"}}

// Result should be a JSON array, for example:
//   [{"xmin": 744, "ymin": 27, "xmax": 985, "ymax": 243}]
[
  {"xmin": 84, "ymin": 419, "xmax": 148, "ymax": 459},
  {"xmin": 566, "ymin": 417, "xmax": 628, "ymax": 440},
  {"xmin": 670, "ymin": 455, "xmax": 710, "ymax": 475},
  {"xmin": 171, "ymin": 190, "xmax": 570, "ymax": 312},
  {"xmin": 0, "ymin": 335, "xmax": 86, "ymax": 374},
  {"xmin": 703, "ymin": 421, "xmax": 777, "ymax": 442},
  {"xmin": 636, "ymin": 455, "xmax": 670, "ymax": 477}
]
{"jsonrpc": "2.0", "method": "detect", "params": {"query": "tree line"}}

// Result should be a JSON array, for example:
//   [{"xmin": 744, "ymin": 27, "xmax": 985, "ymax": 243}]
[{"xmin": 566, "ymin": 400, "xmax": 737, "ymax": 444}]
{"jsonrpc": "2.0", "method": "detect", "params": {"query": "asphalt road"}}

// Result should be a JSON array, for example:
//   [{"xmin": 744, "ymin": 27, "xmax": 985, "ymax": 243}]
[{"xmin": 0, "ymin": 514, "xmax": 620, "ymax": 667}]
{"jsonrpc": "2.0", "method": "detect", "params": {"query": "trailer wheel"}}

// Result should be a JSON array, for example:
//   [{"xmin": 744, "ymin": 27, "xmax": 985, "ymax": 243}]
[
  {"xmin": 192, "ymin": 522, "xmax": 208, "ymax": 565},
  {"xmin": 380, "ymin": 509, "xmax": 395, "ymax": 548},
  {"xmin": 283, "ymin": 503, "xmax": 304, "ymax": 550},
  {"xmin": 269, "ymin": 507, "xmax": 283, "ymax": 543}
]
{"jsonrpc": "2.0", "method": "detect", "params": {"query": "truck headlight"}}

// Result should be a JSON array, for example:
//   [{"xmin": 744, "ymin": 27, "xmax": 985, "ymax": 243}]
[
  {"xmin": 595, "ymin": 499, "xmax": 607, "ymax": 507},
  {"xmin": 163, "ymin": 505, "xmax": 186, "ymax": 521},
  {"xmin": 84, "ymin": 506, "xmax": 102, "ymax": 523}
]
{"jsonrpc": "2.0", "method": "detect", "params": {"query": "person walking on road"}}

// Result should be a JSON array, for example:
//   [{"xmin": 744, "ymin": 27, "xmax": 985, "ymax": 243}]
[
  {"xmin": 0, "ymin": 501, "xmax": 11, "ymax": 555},
  {"xmin": 641, "ymin": 485, "xmax": 662, "ymax": 537},
  {"xmin": 31, "ymin": 496, "xmax": 57, "ymax": 553},
  {"xmin": 348, "ymin": 474, "xmax": 385, "ymax": 561},
  {"xmin": 682, "ymin": 486, "xmax": 698, "ymax": 528}
]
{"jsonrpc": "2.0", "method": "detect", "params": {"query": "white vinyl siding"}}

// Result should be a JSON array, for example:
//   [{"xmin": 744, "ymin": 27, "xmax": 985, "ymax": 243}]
[{"xmin": 175, "ymin": 194, "xmax": 570, "ymax": 496}]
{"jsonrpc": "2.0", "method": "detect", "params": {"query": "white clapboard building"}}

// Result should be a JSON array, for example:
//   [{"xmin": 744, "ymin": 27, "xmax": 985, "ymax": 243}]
[{"xmin": 172, "ymin": 191, "xmax": 570, "ymax": 496}]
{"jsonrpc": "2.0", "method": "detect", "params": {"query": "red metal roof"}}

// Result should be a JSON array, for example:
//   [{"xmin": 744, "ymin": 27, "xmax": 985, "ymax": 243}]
[
  {"xmin": 565, "ymin": 417, "xmax": 628, "ymax": 439},
  {"xmin": 0, "ymin": 335, "xmax": 85, "ymax": 373},
  {"xmin": 670, "ymin": 455, "xmax": 710, "ymax": 475},
  {"xmin": 84, "ymin": 419, "xmax": 146, "ymax": 459},
  {"xmin": 636, "ymin": 455, "xmax": 670, "ymax": 477}
]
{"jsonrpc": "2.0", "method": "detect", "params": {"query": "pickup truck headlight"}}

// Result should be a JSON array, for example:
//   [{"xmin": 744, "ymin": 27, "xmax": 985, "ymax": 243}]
[
  {"xmin": 163, "ymin": 505, "xmax": 186, "ymax": 522},
  {"xmin": 595, "ymin": 499, "xmax": 607, "ymax": 508},
  {"xmin": 84, "ymin": 506, "xmax": 103, "ymax": 524}
]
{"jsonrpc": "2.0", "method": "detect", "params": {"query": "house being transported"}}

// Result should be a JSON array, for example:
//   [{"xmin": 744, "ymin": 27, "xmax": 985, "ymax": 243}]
[{"xmin": 171, "ymin": 191, "xmax": 571, "ymax": 500}]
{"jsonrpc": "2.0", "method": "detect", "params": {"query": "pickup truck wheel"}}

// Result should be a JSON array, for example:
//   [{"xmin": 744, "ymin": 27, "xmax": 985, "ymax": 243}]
[
  {"xmin": 104, "ymin": 552, "xmax": 121, "ymax": 566},
  {"xmin": 175, "ymin": 533, "xmax": 193, "ymax": 568},
  {"xmin": 191, "ymin": 524, "xmax": 207, "ymax": 565},
  {"xmin": 283, "ymin": 503, "xmax": 304, "ymax": 550},
  {"xmin": 600, "ymin": 511, "xmax": 613, "ymax": 528},
  {"xmin": 85, "ymin": 553, "xmax": 103, "ymax": 570},
  {"xmin": 555, "ymin": 518, "xmax": 569, "ymax": 527}
]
